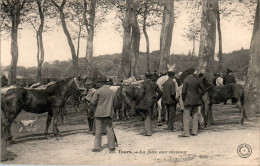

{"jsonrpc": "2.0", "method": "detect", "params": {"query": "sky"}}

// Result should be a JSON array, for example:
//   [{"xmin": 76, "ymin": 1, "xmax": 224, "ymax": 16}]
[{"xmin": 0, "ymin": 3, "xmax": 254, "ymax": 68}]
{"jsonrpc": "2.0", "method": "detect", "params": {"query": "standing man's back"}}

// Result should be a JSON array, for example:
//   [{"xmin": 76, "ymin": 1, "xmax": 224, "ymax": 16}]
[{"xmin": 90, "ymin": 78, "xmax": 118, "ymax": 152}]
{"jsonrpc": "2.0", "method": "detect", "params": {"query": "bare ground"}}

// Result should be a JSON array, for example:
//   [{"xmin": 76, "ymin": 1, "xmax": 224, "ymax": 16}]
[{"xmin": 2, "ymin": 103, "xmax": 260, "ymax": 166}]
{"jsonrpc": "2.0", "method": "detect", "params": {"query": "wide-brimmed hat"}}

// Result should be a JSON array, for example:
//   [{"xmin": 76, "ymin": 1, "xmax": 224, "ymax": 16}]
[
  {"xmin": 145, "ymin": 72, "xmax": 152, "ymax": 77},
  {"xmin": 167, "ymin": 71, "xmax": 175, "ymax": 76},
  {"xmin": 226, "ymin": 68, "xmax": 232, "ymax": 73},
  {"xmin": 97, "ymin": 77, "xmax": 108, "ymax": 83},
  {"xmin": 186, "ymin": 68, "xmax": 195, "ymax": 75}
]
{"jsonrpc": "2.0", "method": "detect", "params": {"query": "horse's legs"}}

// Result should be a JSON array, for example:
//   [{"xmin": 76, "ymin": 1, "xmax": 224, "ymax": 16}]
[
  {"xmin": 208, "ymin": 104, "xmax": 214, "ymax": 125},
  {"xmin": 157, "ymin": 98, "xmax": 162, "ymax": 126},
  {"xmin": 236, "ymin": 101, "xmax": 245, "ymax": 124},
  {"xmin": 45, "ymin": 111, "xmax": 53, "ymax": 138},
  {"xmin": 52, "ymin": 108, "xmax": 61, "ymax": 138},
  {"xmin": 116, "ymin": 104, "xmax": 120, "ymax": 120}
]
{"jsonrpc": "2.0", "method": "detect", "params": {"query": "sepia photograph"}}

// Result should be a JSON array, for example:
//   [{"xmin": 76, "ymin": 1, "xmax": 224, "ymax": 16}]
[{"xmin": 1, "ymin": 0, "xmax": 260, "ymax": 165}]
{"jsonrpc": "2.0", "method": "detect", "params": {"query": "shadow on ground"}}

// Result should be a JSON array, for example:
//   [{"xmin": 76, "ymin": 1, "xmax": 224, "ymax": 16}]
[{"xmin": 10, "ymin": 103, "xmax": 259, "ymax": 144}]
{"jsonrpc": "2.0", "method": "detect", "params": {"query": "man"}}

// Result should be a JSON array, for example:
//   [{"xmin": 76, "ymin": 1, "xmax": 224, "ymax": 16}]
[
  {"xmin": 223, "ymin": 68, "xmax": 236, "ymax": 85},
  {"xmin": 223, "ymin": 68, "xmax": 236, "ymax": 104},
  {"xmin": 162, "ymin": 71, "xmax": 177, "ymax": 131},
  {"xmin": 179, "ymin": 68, "xmax": 205, "ymax": 137},
  {"xmin": 83, "ymin": 78, "xmax": 96, "ymax": 135},
  {"xmin": 137, "ymin": 72, "xmax": 162, "ymax": 136},
  {"xmin": 90, "ymin": 78, "xmax": 118, "ymax": 152},
  {"xmin": 215, "ymin": 74, "xmax": 223, "ymax": 86}
]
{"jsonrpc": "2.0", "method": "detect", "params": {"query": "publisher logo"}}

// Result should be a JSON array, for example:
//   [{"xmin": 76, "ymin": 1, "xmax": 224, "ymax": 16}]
[{"xmin": 237, "ymin": 143, "xmax": 252, "ymax": 158}]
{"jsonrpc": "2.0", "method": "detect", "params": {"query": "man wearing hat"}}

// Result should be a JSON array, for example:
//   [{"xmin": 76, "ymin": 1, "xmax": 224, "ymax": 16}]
[
  {"xmin": 223, "ymin": 68, "xmax": 236, "ymax": 85},
  {"xmin": 179, "ymin": 68, "xmax": 205, "ymax": 137},
  {"xmin": 90, "ymin": 77, "xmax": 118, "ymax": 152},
  {"xmin": 162, "ymin": 71, "xmax": 177, "ymax": 131},
  {"xmin": 136, "ymin": 72, "xmax": 162, "ymax": 136},
  {"xmin": 83, "ymin": 78, "xmax": 96, "ymax": 134},
  {"xmin": 223, "ymin": 68, "xmax": 236, "ymax": 104}
]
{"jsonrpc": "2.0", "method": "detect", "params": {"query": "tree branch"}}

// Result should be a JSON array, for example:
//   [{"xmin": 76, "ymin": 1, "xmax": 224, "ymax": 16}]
[
  {"xmin": 83, "ymin": 0, "xmax": 89, "ymax": 31},
  {"xmin": 61, "ymin": 0, "xmax": 66, "ymax": 8},
  {"xmin": 51, "ymin": 0, "xmax": 60, "ymax": 8},
  {"xmin": 20, "ymin": 0, "xmax": 26, "ymax": 10}
]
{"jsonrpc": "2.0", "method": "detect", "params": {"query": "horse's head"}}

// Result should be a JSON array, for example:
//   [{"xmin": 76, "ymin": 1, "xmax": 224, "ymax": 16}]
[{"xmin": 167, "ymin": 64, "xmax": 176, "ymax": 72}]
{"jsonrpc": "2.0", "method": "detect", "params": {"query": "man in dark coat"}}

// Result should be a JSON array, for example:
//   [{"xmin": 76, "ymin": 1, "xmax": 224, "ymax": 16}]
[
  {"xmin": 83, "ymin": 78, "xmax": 96, "ymax": 135},
  {"xmin": 223, "ymin": 68, "xmax": 236, "ymax": 104},
  {"xmin": 179, "ymin": 68, "xmax": 205, "ymax": 137},
  {"xmin": 90, "ymin": 78, "xmax": 118, "ymax": 152},
  {"xmin": 223, "ymin": 68, "xmax": 236, "ymax": 85},
  {"xmin": 162, "ymin": 71, "xmax": 177, "ymax": 131},
  {"xmin": 137, "ymin": 72, "xmax": 162, "ymax": 136}
]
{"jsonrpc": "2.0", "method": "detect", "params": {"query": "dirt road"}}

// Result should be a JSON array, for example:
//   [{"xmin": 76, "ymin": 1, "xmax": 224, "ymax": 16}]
[{"xmin": 2, "ymin": 104, "xmax": 260, "ymax": 165}]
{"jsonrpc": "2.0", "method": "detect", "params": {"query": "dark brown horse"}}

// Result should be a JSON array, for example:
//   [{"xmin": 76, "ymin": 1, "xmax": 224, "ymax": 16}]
[
  {"xmin": 1, "ymin": 77, "xmax": 81, "ymax": 143},
  {"xmin": 201, "ymin": 83, "xmax": 248, "ymax": 125}
]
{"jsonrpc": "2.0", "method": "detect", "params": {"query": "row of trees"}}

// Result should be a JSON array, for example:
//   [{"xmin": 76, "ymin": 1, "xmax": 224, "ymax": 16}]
[{"xmin": 6, "ymin": 49, "xmax": 250, "ymax": 80}]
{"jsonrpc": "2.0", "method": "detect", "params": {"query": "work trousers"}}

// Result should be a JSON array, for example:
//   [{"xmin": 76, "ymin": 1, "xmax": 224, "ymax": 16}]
[
  {"xmin": 144, "ymin": 106, "xmax": 153, "ymax": 136},
  {"xmin": 94, "ymin": 117, "xmax": 115, "ymax": 150},
  {"xmin": 183, "ymin": 106, "xmax": 199, "ymax": 136},
  {"xmin": 166, "ymin": 104, "xmax": 176, "ymax": 131}
]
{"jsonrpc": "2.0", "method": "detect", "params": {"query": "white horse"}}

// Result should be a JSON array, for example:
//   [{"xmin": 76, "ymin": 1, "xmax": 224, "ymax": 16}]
[{"xmin": 156, "ymin": 64, "xmax": 179, "ymax": 125}]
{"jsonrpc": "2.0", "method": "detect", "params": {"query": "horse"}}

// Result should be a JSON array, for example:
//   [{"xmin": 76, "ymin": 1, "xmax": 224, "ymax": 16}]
[
  {"xmin": 1, "ymin": 77, "xmax": 82, "ymax": 143},
  {"xmin": 201, "ymin": 83, "xmax": 248, "ymax": 125}
]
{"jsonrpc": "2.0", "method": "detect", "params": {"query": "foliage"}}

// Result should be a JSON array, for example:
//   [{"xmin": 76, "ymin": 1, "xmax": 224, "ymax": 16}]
[{"xmin": 4, "ymin": 48, "xmax": 249, "ymax": 81}]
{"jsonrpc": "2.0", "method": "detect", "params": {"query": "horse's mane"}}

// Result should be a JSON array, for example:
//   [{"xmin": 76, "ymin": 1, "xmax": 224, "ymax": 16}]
[{"xmin": 46, "ymin": 77, "xmax": 74, "ymax": 89}]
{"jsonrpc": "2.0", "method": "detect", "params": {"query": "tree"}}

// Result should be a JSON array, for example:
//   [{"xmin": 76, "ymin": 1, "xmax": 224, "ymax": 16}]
[
  {"xmin": 245, "ymin": 0, "xmax": 260, "ymax": 114},
  {"xmin": 216, "ymin": 1, "xmax": 223, "ymax": 76},
  {"xmin": 1, "ymin": 0, "xmax": 26, "ymax": 85},
  {"xmin": 182, "ymin": 0, "xmax": 202, "ymax": 57},
  {"xmin": 51, "ymin": 0, "xmax": 78, "ymax": 76},
  {"xmin": 113, "ymin": 0, "xmax": 164, "ymax": 74},
  {"xmin": 121, "ymin": 0, "xmax": 141, "ymax": 79},
  {"xmin": 158, "ymin": 0, "xmax": 174, "ymax": 74},
  {"xmin": 83, "ymin": 0, "xmax": 96, "ymax": 77},
  {"xmin": 197, "ymin": 0, "xmax": 217, "ymax": 77},
  {"xmin": 140, "ymin": 0, "xmax": 163, "ymax": 73}
]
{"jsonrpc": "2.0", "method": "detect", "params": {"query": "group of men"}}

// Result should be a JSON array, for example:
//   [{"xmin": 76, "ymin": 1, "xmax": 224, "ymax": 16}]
[
  {"xmin": 135, "ymin": 68, "xmax": 205, "ymax": 137},
  {"xmin": 83, "ymin": 67, "xmax": 237, "ymax": 152}
]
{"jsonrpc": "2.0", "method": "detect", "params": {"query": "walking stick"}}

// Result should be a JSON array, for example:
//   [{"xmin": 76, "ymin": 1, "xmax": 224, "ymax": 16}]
[{"xmin": 112, "ymin": 128, "xmax": 118, "ymax": 145}]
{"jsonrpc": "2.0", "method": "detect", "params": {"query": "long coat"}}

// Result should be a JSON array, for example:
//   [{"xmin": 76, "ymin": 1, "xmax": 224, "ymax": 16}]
[
  {"xmin": 90, "ymin": 85, "xmax": 118, "ymax": 118},
  {"xmin": 162, "ymin": 78, "xmax": 177, "ymax": 104},
  {"xmin": 137, "ymin": 79, "xmax": 162, "ymax": 110},
  {"xmin": 182, "ymin": 75, "xmax": 205, "ymax": 107}
]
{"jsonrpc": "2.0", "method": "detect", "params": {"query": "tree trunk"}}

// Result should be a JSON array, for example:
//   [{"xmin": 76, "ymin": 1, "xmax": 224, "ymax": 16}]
[
  {"xmin": 198, "ymin": 0, "xmax": 217, "ymax": 77},
  {"xmin": 121, "ymin": 0, "xmax": 140, "ymax": 79},
  {"xmin": 84, "ymin": 0, "xmax": 96, "ymax": 78},
  {"xmin": 216, "ymin": 1, "xmax": 223, "ymax": 76},
  {"xmin": 130, "ymin": 7, "xmax": 140, "ymax": 79},
  {"xmin": 36, "ymin": 0, "xmax": 44, "ymax": 83},
  {"xmin": 158, "ymin": 0, "xmax": 174, "ymax": 74},
  {"xmin": 192, "ymin": 38, "xmax": 195, "ymax": 56},
  {"xmin": 143, "ymin": 1, "xmax": 150, "ymax": 73},
  {"xmin": 52, "ymin": 0, "xmax": 78, "ymax": 77},
  {"xmin": 245, "ymin": 0, "xmax": 260, "ymax": 114},
  {"xmin": 8, "ymin": 3, "xmax": 21, "ymax": 85}
]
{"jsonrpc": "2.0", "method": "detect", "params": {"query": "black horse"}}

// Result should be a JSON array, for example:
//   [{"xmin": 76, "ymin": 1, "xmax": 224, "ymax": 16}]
[
  {"xmin": 1, "ymin": 77, "xmax": 81, "ymax": 143},
  {"xmin": 179, "ymin": 71, "xmax": 247, "ymax": 125},
  {"xmin": 201, "ymin": 83, "xmax": 248, "ymax": 125}
]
